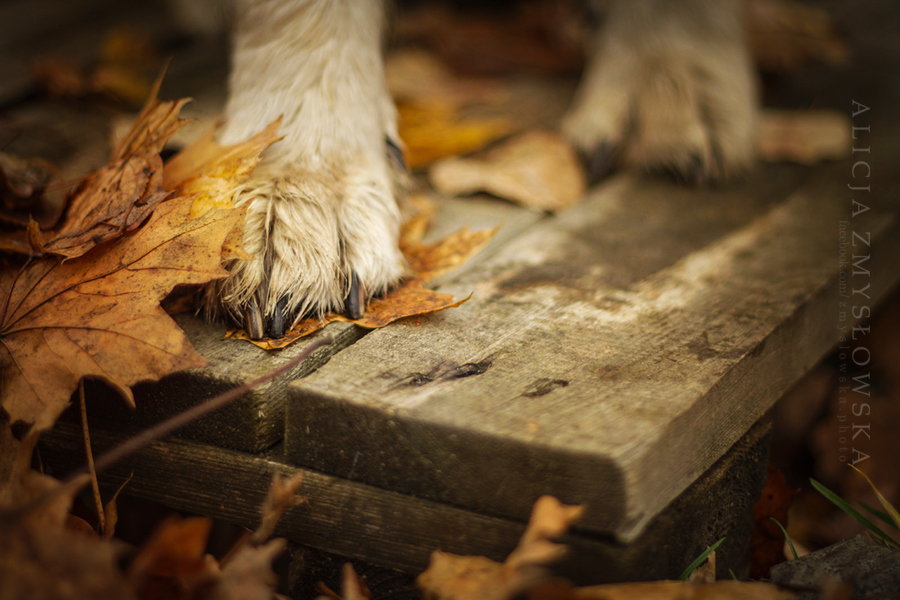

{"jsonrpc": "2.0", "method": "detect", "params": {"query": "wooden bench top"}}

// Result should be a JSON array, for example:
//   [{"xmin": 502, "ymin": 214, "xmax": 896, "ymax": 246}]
[{"xmin": 285, "ymin": 161, "xmax": 900, "ymax": 543}]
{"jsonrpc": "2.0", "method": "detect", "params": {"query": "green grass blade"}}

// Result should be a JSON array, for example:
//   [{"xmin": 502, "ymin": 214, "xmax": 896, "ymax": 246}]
[
  {"xmin": 728, "ymin": 569, "xmax": 738, "ymax": 580},
  {"xmin": 860, "ymin": 500, "xmax": 900, "ymax": 530},
  {"xmin": 678, "ymin": 537, "xmax": 725, "ymax": 581},
  {"xmin": 849, "ymin": 464, "xmax": 900, "ymax": 534},
  {"xmin": 770, "ymin": 518, "xmax": 798, "ymax": 559},
  {"xmin": 810, "ymin": 478, "xmax": 900, "ymax": 548}
]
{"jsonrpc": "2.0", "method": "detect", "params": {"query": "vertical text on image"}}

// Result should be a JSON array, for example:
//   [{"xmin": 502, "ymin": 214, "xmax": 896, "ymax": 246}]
[{"xmin": 836, "ymin": 100, "xmax": 871, "ymax": 467}]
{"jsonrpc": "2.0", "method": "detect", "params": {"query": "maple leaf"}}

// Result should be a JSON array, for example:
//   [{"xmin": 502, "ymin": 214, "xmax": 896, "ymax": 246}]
[
  {"xmin": 28, "ymin": 77, "xmax": 188, "ymax": 260},
  {"xmin": 0, "ymin": 195, "xmax": 243, "ymax": 433},
  {"xmin": 226, "ymin": 221, "xmax": 497, "ymax": 351},
  {"xmin": 0, "ymin": 76, "xmax": 280, "ymax": 433}
]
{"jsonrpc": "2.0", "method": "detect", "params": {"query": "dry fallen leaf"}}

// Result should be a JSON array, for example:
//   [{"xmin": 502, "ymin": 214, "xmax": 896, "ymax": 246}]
[
  {"xmin": 506, "ymin": 496, "xmax": 585, "ymax": 572},
  {"xmin": 0, "ymin": 523, "xmax": 137, "ymax": 600},
  {"xmin": 417, "ymin": 495, "xmax": 794, "ymax": 600},
  {"xmin": 28, "ymin": 80, "xmax": 189, "ymax": 259},
  {"xmin": 399, "ymin": 102, "xmax": 513, "ymax": 170},
  {"xmin": 0, "ymin": 152, "xmax": 57, "ymax": 209},
  {"xmin": 251, "ymin": 472, "xmax": 306, "ymax": 545},
  {"xmin": 750, "ymin": 467, "xmax": 797, "ymax": 579},
  {"xmin": 744, "ymin": 0, "xmax": 850, "ymax": 71},
  {"xmin": 0, "ymin": 430, "xmax": 125, "ymax": 600},
  {"xmin": 316, "ymin": 564, "xmax": 372, "ymax": 600},
  {"xmin": 524, "ymin": 580, "xmax": 795, "ymax": 600},
  {"xmin": 164, "ymin": 118, "xmax": 283, "ymax": 219},
  {"xmin": 386, "ymin": 49, "xmax": 509, "ymax": 109},
  {"xmin": 417, "ymin": 496, "xmax": 583, "ymax": 600},
  {"xmin": 227, "ymin": 224, "xmax": 497, "ymax": 350},
  {"xmin": 127, "ymin": 516, "xmax": 284, "ymax": 600},
  {"xmin": 124, "ymin": 477, "xmax": 293, "ymax": 600},
  {"xmin": 686, "ymin": 551, "xmax": 716, "ymax": 584},
  {"xmin": 163, "ymin": 118, "xmax": 283, "ymax": 262},
  {"xmin": 392, "ymin": 1, "xmax": 585, "ymax": 77},
  {"xmin": 757, "ymin": 109, "xmax": 851, "ymax": 165},
  {"xmin": 215, "ymin": 539, "xmax": 286, "ymax": 600},
  {"xmin": 1, "ymin": 87, "xmax": 280, "ymax": 433},
  {"xmin": 0, "ymin": 431, "xmax": 89, "ymax": 530},
  {"xmin": 0, "ymin": 152, "xmax": 60, "ymax": 255},
  {"xmin": 398, "ymin": 193, "xmax": 439, "ymax": 250},
  {"xmin": 128, "ymin": 516, "xmax": 213, "ymax": 593},
  {"xmin": 0, "ymin": 194, "xmax": 243, "ymax": 433},
  {"xmin": 430, "ymin": 131, "xmax": 586, "ymax": 211}
]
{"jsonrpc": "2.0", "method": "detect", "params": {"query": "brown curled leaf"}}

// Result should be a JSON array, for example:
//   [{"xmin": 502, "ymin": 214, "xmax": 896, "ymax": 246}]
[{"xmin": 227, "ymin": 225, "xmax": 496, "ymax": 350}]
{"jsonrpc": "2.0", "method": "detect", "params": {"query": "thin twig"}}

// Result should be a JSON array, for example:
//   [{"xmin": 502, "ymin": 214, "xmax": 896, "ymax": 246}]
[
  {"xmin": 79, "ymin": 379, "xmax": 105, "ymax": 533},
  {"xmin": 1, "ymin": 335, "xmax": 333, "ymax": 526},
  {"xmin": 66, "ymin": 335, "xmax": 333, "ymax": 483}
]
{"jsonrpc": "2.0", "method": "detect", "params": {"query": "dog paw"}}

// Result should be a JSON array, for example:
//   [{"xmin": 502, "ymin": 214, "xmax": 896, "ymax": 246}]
[
  {"xmin": 209, "ymin": 154, "xmax": 406, "ymax": 340},
  {"xmin": 208, "ymin": 0, "xmax": 406, "ymax": 339},
  {"xmin": 562, "ymin": 0, "xmax": 758, "ymax": 184}
]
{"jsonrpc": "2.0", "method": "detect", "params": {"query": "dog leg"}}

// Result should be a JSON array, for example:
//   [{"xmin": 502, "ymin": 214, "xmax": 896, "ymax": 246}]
[
  {"xmin": 210, "ymin": 0, "xmax": 406, "ymax": 339},
  {"xmin": 563, "ymin": 0, "xmax": 758, "ymax": 183}
]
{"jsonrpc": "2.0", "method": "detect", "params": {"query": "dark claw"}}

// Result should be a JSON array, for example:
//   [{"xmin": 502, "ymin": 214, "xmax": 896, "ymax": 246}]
[
  {"xmin": 687, "ymin": 153, "xmax": 708, "ymax": 186},
  {"xmin": 244, "ymin": 296, "xmax": 265, "ymax": 341},
  {"xmin": 344, "ymin": 272, "xmax": 366, "ymax": 320},
  {"xmin": 268, "ymin": 295, "xmax": 291, "ymax": 339},
  {"xmin": 385, "ymin": 136, "xmax": 408, "ymax": 173},
  {"xmin": 581, "ymin": 142, "xmax": 620, "ymax": 185}
]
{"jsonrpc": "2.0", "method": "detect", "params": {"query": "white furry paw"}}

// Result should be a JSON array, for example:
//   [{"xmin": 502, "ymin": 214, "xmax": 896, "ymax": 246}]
[
  {"xmin": 211, "ymin": 157, "xmax": 406, "ymax": 340},
  {"xmin": 209, "ymin": 0, "xmax": 405, "ymax": 339},
  {"xmin": 562, "ymin": 0, "xmax": 758, "ymax": 184}
]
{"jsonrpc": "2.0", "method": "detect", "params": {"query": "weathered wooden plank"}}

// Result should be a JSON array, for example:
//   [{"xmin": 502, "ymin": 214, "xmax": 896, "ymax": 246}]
[
  {"xmin": 286, "ymin": 154, "xmax": 900, "ymax": 542},
  {"xmin": 39, "ymin": 419, "xmax": 770, "ymax": 582},
  {"xmin": 74, "ymin": 187, "xmax": 543, "ymax": 452},
  {"xmin": 75, "ymin": 317, "xmax": 362, "ymax": 451}
]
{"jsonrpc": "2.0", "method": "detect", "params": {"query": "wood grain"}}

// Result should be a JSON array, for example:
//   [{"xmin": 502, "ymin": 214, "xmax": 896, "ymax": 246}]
[{"xmin": 287, "ymin": 161, "xmax": 900, "ymax": 543}]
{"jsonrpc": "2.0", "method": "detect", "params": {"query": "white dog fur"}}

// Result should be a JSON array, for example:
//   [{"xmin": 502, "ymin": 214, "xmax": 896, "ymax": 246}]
[{"xmin": 191, "ymin": 0, "xmax": 757, "ymax": 338}]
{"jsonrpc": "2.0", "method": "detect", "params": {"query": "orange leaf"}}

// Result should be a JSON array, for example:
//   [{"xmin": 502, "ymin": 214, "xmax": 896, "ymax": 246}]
[
  {"xmin": 750, "ymin": 466, "xmax": 798, "ymax": 579},
  {"xmin": 227, "ymin": 225, "xmax": 496, "ymax": 350},
  {"xmin": 129, "ymin": 516, "xmax": 212, "ymax": 583},
  {"xmin": 744, "ymin": 0, "xmax": 850, "ymax": 71},
  {"xmin": 29, "ymin": 79, "xmax": 189, "ymax": 259},
  {"xmin": 163, "ymin": 117, "xmax": 284, "ymax": 218},
  {"xmin": 399, "ymin": 102, "xmax": 512, "ymax": 169},
  {"xmin": 417, "ymin": 496, "xmax": 583, "ymax": 600},
  {"xmin": 0, "ymin": 195, "xmax": 243, "ymax": 432}
]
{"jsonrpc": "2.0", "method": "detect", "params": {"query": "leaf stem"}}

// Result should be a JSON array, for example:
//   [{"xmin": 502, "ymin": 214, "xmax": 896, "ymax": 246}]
[{"xmin": 79, "ymin": 380, "xmax": 105, "ymax": 533}]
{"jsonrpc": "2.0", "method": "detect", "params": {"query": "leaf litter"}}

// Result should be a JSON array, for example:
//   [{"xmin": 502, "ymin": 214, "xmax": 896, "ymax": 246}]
[
  {"xmin": 417, "ymin": 495, "xmax": 795, "ymax": 600},
  {"xmin": 1, "ymin": 430, "xmax": 298, "ymax": 600},
  {"xmin": 29, "ymin": 78, "xmax": 187, "ymax": 260},
  {"xmin": 0, "ymin": 82, "xmax": 281, "ymax": 434}
]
